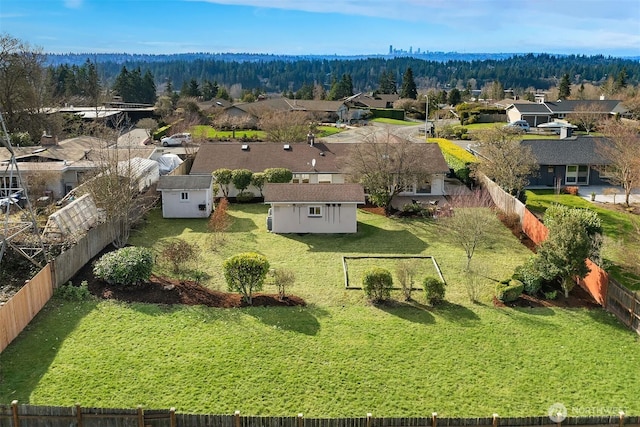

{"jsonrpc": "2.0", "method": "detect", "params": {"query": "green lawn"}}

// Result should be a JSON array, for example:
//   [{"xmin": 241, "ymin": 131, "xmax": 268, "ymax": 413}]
[
  {"xmin": 370, "ymin": 118, "xmax": 421, "ymax": 126},
  {"xmin": 526, "ymin": 190, "xmax": 640, "ymax": 290},
  {"xmin": 1, "ymin": 205, "xmax": 639, "ymax": 416},
  {"xmin": 190, "ymin": 125, "xmax": 343, "ymax": 141}
]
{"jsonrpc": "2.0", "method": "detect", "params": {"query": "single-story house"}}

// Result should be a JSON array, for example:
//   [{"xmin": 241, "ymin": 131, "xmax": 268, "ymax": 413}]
[
  {"xmin": 506, "ymin": 99, "xmax": 626, "ymax": 126},
  {"xmin": 222, "ymin": 98, "xmax": 349, "ymax": 127},
  {"xmin": 156, "ymin": 175, "xmax": 213, "ymax": 218},
  {"xmin": 264, "ymin": 183, "xmax": 365, "ymax": 233},
  {"xmin": 522, "ymin": 136, "xmax": 612, "ymax": 187},
  {"xmin": 189, "ymin": 141, "xmax": 450, "ymax": 200}
]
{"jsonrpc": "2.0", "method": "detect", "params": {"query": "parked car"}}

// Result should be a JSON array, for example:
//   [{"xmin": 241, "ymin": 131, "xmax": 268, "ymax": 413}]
[
  {"xmin": 160, "ymin": 132, "xmax": 192, "ymax": 147},
  {"xmin": 504, "ymin": 120, "xmax": 530, "ymax": 132}
]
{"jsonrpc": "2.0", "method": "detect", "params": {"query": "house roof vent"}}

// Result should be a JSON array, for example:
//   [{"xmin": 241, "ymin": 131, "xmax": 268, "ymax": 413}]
[
  {"xmin": 283, "ymin": 144, "xmax": 291, "ymax": 150},
  {"xmin": 241, "ymin": 144, "xmax": 249, "ymax": 151}
]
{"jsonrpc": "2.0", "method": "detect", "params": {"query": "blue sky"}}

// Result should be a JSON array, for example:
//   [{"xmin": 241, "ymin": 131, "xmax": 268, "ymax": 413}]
[{"xmin": 1, "ymin": 0, "xmax": 639, "ymax": 56}]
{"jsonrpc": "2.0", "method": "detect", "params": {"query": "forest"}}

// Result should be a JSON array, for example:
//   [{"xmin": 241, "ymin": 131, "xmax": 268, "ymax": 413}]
[{"xmin": 48, "ymin": 52, "xmax": 640, "ymax": 95}]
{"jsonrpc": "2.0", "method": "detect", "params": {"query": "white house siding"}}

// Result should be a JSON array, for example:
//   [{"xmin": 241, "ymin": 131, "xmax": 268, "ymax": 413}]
[
  {"xmin": 270, "ymin": 203, "xmax": 358, "ymax": 233},
  {"xmin": 398, "ymin": 174, "xmax": 446, "ymax": 196},
  {"xmin": 161, "ymin": 188, "xmax": 212, "ymax": 218}
]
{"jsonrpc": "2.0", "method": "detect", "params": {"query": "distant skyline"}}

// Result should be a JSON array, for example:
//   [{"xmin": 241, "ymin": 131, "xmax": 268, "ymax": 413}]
[{"xmin": 1, "ymin": 0, "xmax": 639, "ymax": 57}]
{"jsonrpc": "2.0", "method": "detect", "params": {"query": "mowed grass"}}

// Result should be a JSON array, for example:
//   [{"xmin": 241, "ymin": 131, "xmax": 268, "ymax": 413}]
[
  {"xmin": 526, "ymin": 190, "xmax": 640, "ymax": 290},
  {"xmin": 190, "ymin": 125, "xmax": 343, "ymax": 140},
  {"xmin": 1, "ymin": 205, "xmax": 639, "ymax": 416},
  {"xmin": 370, "ymin": 118, "xmax": 421, "ymax": 126}
]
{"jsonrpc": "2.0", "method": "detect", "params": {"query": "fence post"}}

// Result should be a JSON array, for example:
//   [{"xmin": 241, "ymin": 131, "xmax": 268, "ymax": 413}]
[
  {"xmin": 11, "ymin": 400, "xmax": 19, "ymax": 427},
  {"xmin": 234, "ymin": 410, "xmax": 241, "ymax": 427},
  {"xmin": 366, "ymin": 413, "xmax": 372, "ymax": 427},
  {"xmin": 431, "ymin": 412, "xmax": 438, "ymax": 427},
  {"xmin": 76, "ymin": 404, "xmax": 83, "ymax": 427},
  {"xmin": 170, "ymin": 407, "xmax": 176, "ymax": 427},
  {"xmin": 492, "ymin": 413, "xmax": 499, "ymax": 427},
  {"xmin": 137, "ymin": 406, "xmax": 144, "ymax": 427},
  {"xmin": 298, "ymin": 413, "xmax": 304, "ymax": 427},
  {"xmin": 619, "ymin": 411, "xmax": 625, "ymax": 427}
]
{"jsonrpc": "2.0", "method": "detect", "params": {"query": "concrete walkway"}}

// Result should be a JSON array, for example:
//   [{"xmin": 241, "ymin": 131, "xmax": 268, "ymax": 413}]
[{"xmin": 576, "ymin": 185, "xmax": 640, "ymax": 205}]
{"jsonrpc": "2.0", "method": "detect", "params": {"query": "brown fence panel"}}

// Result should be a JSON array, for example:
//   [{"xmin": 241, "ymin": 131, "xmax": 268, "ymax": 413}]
[
  {"xmin": 578, "ymin": 260, "xmax": 609, "ymax": 306},
  {"xmin": 606, "ymin": 278, "xmax": 640, "ymax": 335},
  {"xmin": 0, "ymin": 264, "xmax": 53, "ymax": 352},
  {"xmin": 521, "ymin": 210, "xmax": 548, "ymax": 246}
]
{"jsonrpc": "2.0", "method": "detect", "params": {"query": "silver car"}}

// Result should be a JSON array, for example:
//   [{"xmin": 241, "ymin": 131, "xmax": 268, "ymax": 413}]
[{"xmin": 161, "ymin": 132, "xmax": 192, "ymax": 147}]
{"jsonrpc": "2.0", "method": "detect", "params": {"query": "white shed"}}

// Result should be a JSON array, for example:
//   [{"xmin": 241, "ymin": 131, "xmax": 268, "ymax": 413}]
[
  {"xmin": 263, "ymin": 183, "xmax": 365, "ymax": 234},
  {"xmin": 157, "ymin": 175, "xmax": 213, "ymax": 218}
]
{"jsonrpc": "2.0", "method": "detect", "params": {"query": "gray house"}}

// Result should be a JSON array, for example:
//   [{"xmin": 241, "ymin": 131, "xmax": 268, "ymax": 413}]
[{"xmin": 522, "ymin": 136, "xmax": 612, "ymax": 187}]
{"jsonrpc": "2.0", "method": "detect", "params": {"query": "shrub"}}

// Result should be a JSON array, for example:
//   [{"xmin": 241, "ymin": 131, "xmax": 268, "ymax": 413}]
[
  {"xmin": 160, "ymin": 238, "xmax": 199, "ymax": 273},
  {"xmin": 513, "ymin": 258, "xmax": 542, "ymax": 296},
  {"xmin": 495, "ymin": 279, "xmax": 524, "ymax": 302},
  {"xmin": 362, "ymin": 267, "xmax": 393, "ymax": 303},
  {"xmin": 231, "ymin": 168, "xmax": 253, "ymax": 193},
  {"xmin": 395, "ymin": 259, "xmax": 419, "ymax": 301},
  {"xmin": 223, "ymin": 252, "xmax": 270, "ymax": 304},
  {"xmin": 209, "ymin": 197, "xmax": 232, "ymax": 241},
  {"xmin": 235, "ymin": 191, "xmax": 255, "ymax": 203},
  {"xmin": 93, "ymin": 246, "xmax": 153, "ymax": 289},
  {"xmin": 55, "ymin": 280, "xmax": 91, "ymax": 301},
  {"xmin": 544, "ymin": 290, "xmax": 558, "ymax": 300},
  {"xmin": 264, "ymin": 168, "xmax": 293, "ymax": 183},
  {"xmin": 423, "ymin": 276, "xmax": 446, "ymax": 305},
  {"xmin": 270, "ymin": 268, "xmax": 296, "ymax": 300}
]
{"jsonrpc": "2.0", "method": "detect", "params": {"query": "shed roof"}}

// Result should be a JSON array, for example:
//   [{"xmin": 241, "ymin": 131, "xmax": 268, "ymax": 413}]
[
  {"xmin": 157, "ymin": 175, "xmax": 213, "ymax": 191},
  {"xmin": 263, "ymin": 183, "xmax": 365, "ymax": 203}
]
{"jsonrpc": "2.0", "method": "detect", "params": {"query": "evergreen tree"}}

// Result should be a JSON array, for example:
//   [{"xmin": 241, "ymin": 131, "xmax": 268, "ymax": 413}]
[
  {"xmin": 558, "ymin": 73, "xmax": 571, "ymax": 100},
  {"xmin": 400, "ymin": 67, "xmax": 417, "ymax": 99},
  {"xmin": 378, "ymin": 70, "xmax": 397, "ymax": 94},
  {"xmin": 327, "ymin": 74, "xmax": 354, "ymax": 100},
  {"xmin": 616, "ymin": 68, "xmax": 628, "ymax": 90},
  {"xmin": 447, "ymin": 88, "xmax": 461, "ymax": 106}
]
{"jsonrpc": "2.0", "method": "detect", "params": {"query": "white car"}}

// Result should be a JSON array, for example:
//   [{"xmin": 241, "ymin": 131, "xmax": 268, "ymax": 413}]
[
  {"xmin": 504, "ymin": 120, "xmax": 530, "ymax": 132},
  {"xmin": 160, "ymin": 132, "xmax": 192, "ymax": 147}
]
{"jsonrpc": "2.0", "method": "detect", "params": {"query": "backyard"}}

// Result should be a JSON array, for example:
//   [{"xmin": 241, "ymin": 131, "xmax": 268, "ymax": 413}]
[{"xmin": 1, "ymin": 204, "xmax": 639, "ymax": 416}]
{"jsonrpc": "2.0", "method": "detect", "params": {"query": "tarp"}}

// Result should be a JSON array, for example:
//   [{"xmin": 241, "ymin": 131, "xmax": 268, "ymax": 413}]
[{"xmin": 156, "ymin": 153, "xmax": 183, "ymax": 175}]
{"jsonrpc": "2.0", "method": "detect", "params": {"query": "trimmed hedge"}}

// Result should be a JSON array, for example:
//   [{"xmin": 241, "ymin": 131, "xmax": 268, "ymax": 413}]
[
  {"xmin": 495, "ymin": 279, "xmax": 524, "ymax": 302},
  {"xmin": 369, "ymin": 108, "xmax": 405, "ymax": 121},
  {"xmin": 423, "ymin": 276, "xmax": 446, "ymax": 305},
  {"xmin": 362, "ymin": 267, "xmax": 393, "ymax": 302}
]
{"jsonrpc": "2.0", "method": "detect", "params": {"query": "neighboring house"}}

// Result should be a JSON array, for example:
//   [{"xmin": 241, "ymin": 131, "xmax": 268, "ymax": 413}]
[
  {"xmin": 522, "ymin": 136, "xmax": 612, "ymax": 187},
  {"xmin": 189, "ymin": 141, "xmax": 449, "ymax": 199},
  {"xmin": 264, "ymin": 183, "xmax": 365, "ymax": 234},
  {"xmin": 156, "ymin": 175, "xmax": 213, "ymax": 218},
  {"xmin": 344, "ymin": 93, "xmax": 401, "ymax": 122},
  {"xmin": 223, "ymin": 98, "xmax": 348, "ymax": 126},
  {"xmin": 0, "ymin": 136, "xmax": 157, "ymax": 199},
  {"xmin": 506, "ymin": 99, "xmax": 626, "ymax": 126}
]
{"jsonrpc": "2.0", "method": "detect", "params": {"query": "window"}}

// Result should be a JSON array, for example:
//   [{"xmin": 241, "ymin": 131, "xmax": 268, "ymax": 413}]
[
  {"xmin": 416, "ymin": 179, "xmax": 432, "ymax": 194},
  {"xmin": 292, "ymin": 173, "xmax": 310, "ymax": 184},
  {"xmin": 181, "ymin": 192, "xmax": 189, "ymax": 200},
  {"xmin": 318, "ymin": 174, "xmax": 332, "ymax": 184},
  {"xmin": 308, "ymin": 206, "xmax": 322, "ymax": 217},
  {"xmin": 565, "ymin": 165, "xmax": 589, "ymax": 185}
]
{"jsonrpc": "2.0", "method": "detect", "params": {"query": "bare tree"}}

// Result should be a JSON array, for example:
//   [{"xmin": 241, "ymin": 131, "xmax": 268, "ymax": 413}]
[
  {"xmin": 567, "ymin": 102, "xmax": 607, "ymax": 134},
  {"xmin": 597, "ymin": 120, "xmax": 640, "ymax": 207},
  {"xmin": 77, "ymin": 116, "xmax": 158, "ymax": 248},
  {"xmin": 471, "ymin": 126, "xmax": 539, "ymax": 199},
  {"xmin": 342, "ymin": 128, "xmax": 435, "ymax": 214},
  {"xmin": 259, "ymin": 110, "xmax": 311, "ymax": 142},
  {"xmin": 438, "ymin": 189, "xmax": 496, "ymax": 272}
]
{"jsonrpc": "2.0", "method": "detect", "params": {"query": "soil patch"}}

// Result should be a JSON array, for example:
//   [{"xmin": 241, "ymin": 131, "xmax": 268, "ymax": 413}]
[
  {"xmin": 359, "ymin": 205, "xmax": 387, "ymax": 216},
  {"xmin": 493, "ymin": 283, "xmax": 600, "ymax": 309},
  {"xmin": 72, "ymin": 248, "xmax": 305, "ymax": 308}
]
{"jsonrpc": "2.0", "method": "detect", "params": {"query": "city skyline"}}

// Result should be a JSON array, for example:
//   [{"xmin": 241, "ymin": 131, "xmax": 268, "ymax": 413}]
[{"xmin": 1, "ymin": 0, "xmax": 639, "ymax": 57}]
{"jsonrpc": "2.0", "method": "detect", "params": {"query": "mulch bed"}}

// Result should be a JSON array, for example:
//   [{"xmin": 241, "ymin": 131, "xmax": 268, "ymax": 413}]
[
  {"xmin": 493, "ymin": 283, "xmax": 601, "ymax": 309},
  {"xmin": 72, "ymin": 249, "xmax": 305, "ymax": 308}
]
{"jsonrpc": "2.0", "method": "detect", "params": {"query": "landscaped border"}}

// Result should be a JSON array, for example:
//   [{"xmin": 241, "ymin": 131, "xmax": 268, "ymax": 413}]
[{"xmin": 342, "ymin": 255, "xmax": 446, "ymax": 290}]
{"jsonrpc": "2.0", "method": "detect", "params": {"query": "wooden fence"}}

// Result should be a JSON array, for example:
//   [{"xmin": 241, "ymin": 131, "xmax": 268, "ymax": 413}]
[
  {"xmin": 1, "ymin": 404, "xmax": 638, "ymax": 427},
  {"xmin": 0, "ymin": 264, "xmax": 53, "ymax": 352},
  {"xmin": 479, "ymin": 175, "xmax": 640, "ymax": 334},
  {"xmin": 0, "ymin": 221, "xmax": 117, "ymax": 353},
  {"xmin": 606, "ymin": 278, "xmax": 640, "ymax": 335}
]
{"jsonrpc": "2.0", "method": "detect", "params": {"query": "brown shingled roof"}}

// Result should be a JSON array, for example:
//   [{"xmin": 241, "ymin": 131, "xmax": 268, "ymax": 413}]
[
  {"xmin": 263, "ymin": 183, "xmax": 365, "ymax": 203},
  {"xmin": 190, "ymin": 142, "xmax": 449, "ymax": 175}
]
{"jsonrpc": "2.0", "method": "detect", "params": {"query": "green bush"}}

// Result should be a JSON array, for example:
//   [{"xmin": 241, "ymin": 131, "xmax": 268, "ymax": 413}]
[
  {"xmin": 264, "ymin": 168, "xmax": 293, "ymax": 183},
  {"xmin": 235, "ymin": 191, "xmax": 255, "ymax": 203},
  {"xmin": 160, "ymin": 238, "xmax": 199, "ymax": 273},
  {"xmin": 544, "ymin": 290, "xmax": 558, "ymax": 300},
  {"xmin": 423, "ymin": 276, "xmax": 446, "ymax": 305},
  {"xmin": 362, "ymin": 267, "xmax": 393, "ymax": 303},
  {"xmin": 223, "ymin": 252, "xmax": 270, "ymax": 304},
  {"xmin": 513, "ymin": 258, "xmax": 542, "ymax": 296},
  {"xmin": 93, "ymin": 247, "xmax": 153, "ymax": 289},
  {"xmin": 495, "ymin": 279, "xmax": 524, "ymax": 302},
  {"xmin": 55, "ymin": 280, "xmax": 91, "ymax": 301}
]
